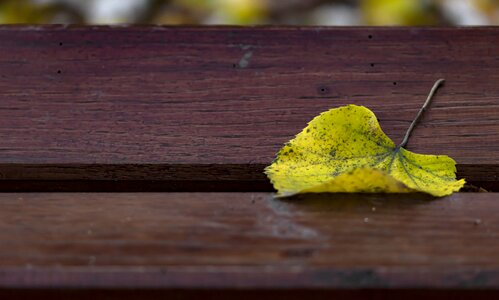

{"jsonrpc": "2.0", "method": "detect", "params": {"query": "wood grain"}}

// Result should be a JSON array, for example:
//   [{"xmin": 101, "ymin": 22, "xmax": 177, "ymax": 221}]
[
  {"xmin": 0, "ymin": 26, "xmax": 497, "ymax": 189},
  {"xmin": 0, "ymin": 192, "xmax": 498, "ymax": 298}
]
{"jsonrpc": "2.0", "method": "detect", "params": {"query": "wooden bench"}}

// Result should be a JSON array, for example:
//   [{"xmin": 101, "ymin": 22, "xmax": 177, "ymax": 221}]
[{"xmin": 0, "ymin": 26, "xmax": 497, "ymax": 299}]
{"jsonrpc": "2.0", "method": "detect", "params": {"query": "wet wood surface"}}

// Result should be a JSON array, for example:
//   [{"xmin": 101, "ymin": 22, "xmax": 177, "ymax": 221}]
[
  {"xmin": 0, "ymin": 26, "xmax": 498, "ymax": 298},
  {"xmin": 0, "ymin": 193, "xmax": 499, "ymax": 299},
  {"xmin": 0, "ymin": 192, "xmax": 498, "ymax": 299},
  {"xmin": 0, "ymin": 26, "xmax": 497, "ymax": 190}
]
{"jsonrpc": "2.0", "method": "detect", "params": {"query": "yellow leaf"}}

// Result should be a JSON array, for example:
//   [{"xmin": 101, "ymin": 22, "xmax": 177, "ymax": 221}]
[
  {"xmin": 265, "ymin": 104, "xmax": 465, "ymax": 197},
  {"xmin": 361, "ymin": 0, "xmax": 437, "ymax": 26}
]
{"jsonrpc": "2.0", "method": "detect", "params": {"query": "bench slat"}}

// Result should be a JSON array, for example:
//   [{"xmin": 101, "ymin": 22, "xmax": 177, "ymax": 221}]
[
  {"xmin": 0, "ymin": 192, "xmax": 498, "ymax": 294},
  {"xmin": 0, "ymin": 27, "xmax": 497, "ymax": 187}
]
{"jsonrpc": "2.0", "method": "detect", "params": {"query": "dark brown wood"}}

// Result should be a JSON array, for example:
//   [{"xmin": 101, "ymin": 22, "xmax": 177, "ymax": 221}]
[
  {"xmin": 0, "ymin": 26, "xmax": 497, "ymax": 299},
  {"xmin": 0, "ymin": 26, "xmax": 497, "ymax": 190},
  {"xmin": 0, "ymin": 192, "xmax": 498, "ymax": 299},
  {"xmin": 1, "ymin": 290, "xmax": 498, "ymax": 300}
]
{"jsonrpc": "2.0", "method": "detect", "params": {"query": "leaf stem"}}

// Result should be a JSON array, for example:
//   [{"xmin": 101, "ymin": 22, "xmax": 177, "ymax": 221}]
[{"xmin": 398, "ymin": 78, "xmax": 445, "ymax": 148}]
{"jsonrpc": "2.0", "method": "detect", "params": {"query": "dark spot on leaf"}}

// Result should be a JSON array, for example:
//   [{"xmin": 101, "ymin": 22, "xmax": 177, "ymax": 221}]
[
  {"xmin": 393, "ymin": 82, "xmax": 397, "ymax": 85},
  {"xmin": 368, "ymin": 34, "xmax": 373, "ymax": 39}
]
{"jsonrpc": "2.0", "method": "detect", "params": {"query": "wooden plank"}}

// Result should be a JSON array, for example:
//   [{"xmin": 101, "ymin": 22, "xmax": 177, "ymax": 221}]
[
  {"xmin": 0, "ymin": 26, "xmax": 497, "ymax": 188},
  {"xmin": 0, "ymin": 192, "xmax": 498, "ymax": 299}
]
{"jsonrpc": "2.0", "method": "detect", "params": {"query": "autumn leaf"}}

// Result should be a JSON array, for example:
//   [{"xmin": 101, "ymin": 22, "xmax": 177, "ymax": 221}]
[{"xmin": 265, "ymin": 79, "xmax": 465, "ymax": 197}]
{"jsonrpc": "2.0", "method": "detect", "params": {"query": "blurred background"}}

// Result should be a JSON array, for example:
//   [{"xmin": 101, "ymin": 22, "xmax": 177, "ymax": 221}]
[{"xmin": 0, "ymin": 0, "xmax": 498, "ymax": 25}]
